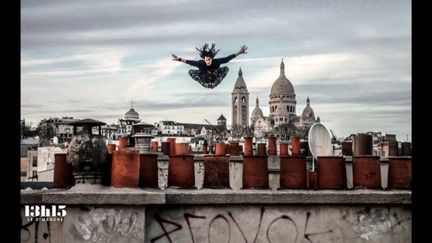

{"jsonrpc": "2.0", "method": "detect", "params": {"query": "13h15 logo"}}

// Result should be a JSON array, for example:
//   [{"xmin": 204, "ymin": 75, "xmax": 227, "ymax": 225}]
[{"xmin": 24, "ymin": 205, "xmax": 67, "ymax": 222}]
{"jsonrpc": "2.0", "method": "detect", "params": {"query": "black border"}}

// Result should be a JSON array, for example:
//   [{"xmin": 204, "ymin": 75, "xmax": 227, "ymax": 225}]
[
  {"xmin": 411, "ymin": 0, "xmax": 427, "ymax": 242},
  {"xmin": 5, "ymin": 0, "xmax": 21, "ymax": 241}
]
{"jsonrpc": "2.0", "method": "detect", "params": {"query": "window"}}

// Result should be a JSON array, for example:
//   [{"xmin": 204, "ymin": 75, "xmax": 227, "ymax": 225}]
[
  {"xmin": 76, "ymin": 126, "xmax": 83, "ymax": 134},
  {"xmin": 242, "ymin": 97, "xmax": 246, "ymax": 103},
  {"xmin": 92, "ymin": 127, "xmax": 100, "ymax": 135},
  {"xmin": 32, "ymin": 157, "xmax": 37, "ymax": 167}
]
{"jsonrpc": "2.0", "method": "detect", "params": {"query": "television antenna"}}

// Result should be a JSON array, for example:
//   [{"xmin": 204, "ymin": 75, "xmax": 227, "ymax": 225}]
[{"xmin": 204, "ymin": 119, "xmax": 224, "ymax": 142}]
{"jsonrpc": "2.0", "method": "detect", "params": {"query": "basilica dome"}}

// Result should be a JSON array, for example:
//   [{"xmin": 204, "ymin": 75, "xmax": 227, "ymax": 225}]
[
  {"xmin": 251, "ymin": 98, "xmax": 264, "ymax": 120},
  {"xmin": 270, "ymin": 60, "xmax": 295, "ymax": 98},
  {"xmin": 301, "ymin": 97, "xmax": 315, "ymax": 122},
  {"xmin": 125, "ymin": 108, "xmax": 139, "ymax": 120}
]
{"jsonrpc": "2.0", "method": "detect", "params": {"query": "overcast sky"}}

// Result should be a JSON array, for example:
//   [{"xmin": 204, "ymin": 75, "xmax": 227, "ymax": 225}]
[{"xmin": 21, "ymin": 0, "xmax": 411, "ymax": 141}]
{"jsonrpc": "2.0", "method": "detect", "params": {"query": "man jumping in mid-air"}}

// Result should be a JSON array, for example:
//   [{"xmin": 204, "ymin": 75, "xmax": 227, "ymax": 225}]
[{"xmin": 172, "ymin": 43, "xmax": 248, "ymax": 89}]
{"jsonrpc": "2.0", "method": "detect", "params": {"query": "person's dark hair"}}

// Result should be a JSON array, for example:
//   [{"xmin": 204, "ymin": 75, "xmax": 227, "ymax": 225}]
[{"xmin": 196, "ymin": 43, "xmax": 220, "ymax": 59}]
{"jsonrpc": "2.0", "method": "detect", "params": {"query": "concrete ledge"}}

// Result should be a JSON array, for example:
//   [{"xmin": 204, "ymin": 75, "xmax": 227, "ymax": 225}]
[
  {"xmin": 343, "ymin": 156, "xmax": 390, "ymax": 163},
  {"xmin": 21, "ymin": 187, "xmax": 411, "ymax": 205},
  {"xmin": 229, "ymin": 155, "xmax": 243, "ymax": 162},
  {"xmin": 21, "ymin": 189, "xmax": 47, "ymax": 204},
  {"xmin": 28, "ymin": 184, "xmax": 166, "ymax": 205},
  {"xmin": 21, "ymin": 181, "xmax": 54, "ymax": 189},
  {"xmin": 164, "ymin": 189, "xmax": 411, "ymax": 205}
]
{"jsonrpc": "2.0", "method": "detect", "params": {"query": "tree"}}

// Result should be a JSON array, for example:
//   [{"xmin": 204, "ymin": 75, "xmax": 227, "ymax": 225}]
[
  {"xmin": 39, "ymin": 124, "xmax": 54, "ymax": 146},
  {"xmin": 20, "ymin": 121, "xmax": 26, "ymax": 139},
  {"xmin": 231, "ymin": 124, "xmax": 254, "ymax": 139},
  {"xmin": 230, "ymin": 124, "xmax": 244, "ymax": 139},
  {"xmin": 21, "ymin": 121, "xmax": 40, "ymax": 138},
  {"xmin": 273, "ymin": 120, "xmax": 305, "ymax": 141}
]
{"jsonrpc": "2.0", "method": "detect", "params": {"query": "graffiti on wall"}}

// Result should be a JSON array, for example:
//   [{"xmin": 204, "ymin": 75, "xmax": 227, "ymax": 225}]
[
  {"xmin": 72, "ymin": 207, "xmax": 144, "ymax": 242},
  {"xmin": 21, "ymin": 206, "xmax": 411, "ymax": 243},
  {"xmin": 149, "ymin": 208, "xmax": 334, "ymax": 243},
  {"xmin": 21, "ymin": 219, "xmax": 51, "ymax": 243}
]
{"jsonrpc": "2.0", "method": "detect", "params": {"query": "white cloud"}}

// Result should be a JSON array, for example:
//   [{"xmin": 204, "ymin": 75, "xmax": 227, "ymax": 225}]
[
  {"xmin": 126, "ymin": 58, "xmax": 182, "ymax": 101},
  {"xmin": 246, "ymin": 53, "xmax": 361, "ymax": 88},
  {"xmin": 21, "ymin": 48, "xmax": 129, "ymax": 78},
  {"xmin": 247, "ymin": 65, "xmax": 280, "ymax": 89}
]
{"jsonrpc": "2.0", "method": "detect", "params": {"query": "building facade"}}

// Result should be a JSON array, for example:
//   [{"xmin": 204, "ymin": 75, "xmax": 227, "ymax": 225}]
[
  {"xmin": 119, "ymin": 106, "xmax": 141, "ymax": 134},
  {"xmin": 242, "ymin": 60, "xmax": 320, "ymax": 139},
  {"xmin": 21, "ymin": 150, "xmax": 38, "ymax": 182},
  {"xmin": 155, "ymin": 121, "xmax": 184, "ymax": 135},
  {"xmin": 101, "ymin": 105, "xmax": 141, "ymax": 140},
  {"xmin": 39, "ymin": 116, "xmax": 79, "ymax": 144},
  {"xmin": 231, "ymin": 68, "xmax": 249, "ymax": 128},
  {"xmin": 269, "ymin": 59, "xmax": 297, "ymax": 126},
  {"xmin": 250, "ymin": 98, "xmax": 272, "ymax": 138},
  {"xmin": 217, "ymin": 114, "xmax": 227, "ymax": 129}
]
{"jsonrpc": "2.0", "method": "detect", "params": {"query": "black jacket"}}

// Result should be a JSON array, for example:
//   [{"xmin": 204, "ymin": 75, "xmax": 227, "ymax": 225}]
[{"xmin": 186, "ymin": 54, "xmax": 236, "ymax": 70}]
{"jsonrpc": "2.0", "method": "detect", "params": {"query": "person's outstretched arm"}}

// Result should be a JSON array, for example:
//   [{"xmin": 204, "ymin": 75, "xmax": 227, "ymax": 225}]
[
  {"xmin": 172, "ymin": 54, "xmax": 200, "ymax": 67},
  {"xmin": 217, "ymin": 45, "xmax": 248, "ymax": 64}
]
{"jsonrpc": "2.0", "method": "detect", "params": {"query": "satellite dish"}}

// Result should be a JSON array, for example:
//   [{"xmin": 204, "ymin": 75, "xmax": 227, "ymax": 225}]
[{"xmin": 308, "ymin": 123, "xmax": 333, "ymax": 161}]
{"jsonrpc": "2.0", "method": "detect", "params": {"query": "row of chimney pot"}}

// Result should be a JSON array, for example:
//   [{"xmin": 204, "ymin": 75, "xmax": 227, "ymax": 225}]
[
  {"xmin": 344, "ymin": 133, "xmax": 411, "ymax": 156},
  {"xmin": 54, "ymin": 148, "xmax": 411, "ymax": 190},
  {"xmin": 58, "ymin": 119, "xmax": 412, "ymax": 190},
  {"xmin": 57, "ymin": 128, "xmax": 411, "ymax": 189},
  {"xmin": 105, "ymin": 135, "xmax": 372, "ymax": 158},
  {"xmin": 138, "ymin": 136, "xmax": 309, "ymax": 156},
  {"xmin": 54, "ymin": 119, "xmax": 411, "ymax": 192}
]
